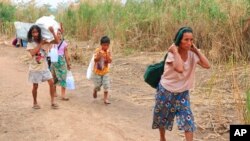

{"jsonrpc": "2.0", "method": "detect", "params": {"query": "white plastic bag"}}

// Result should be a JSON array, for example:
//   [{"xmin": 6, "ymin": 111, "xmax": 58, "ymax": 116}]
[
  {"xmin": 50, "ymin": 46, "xmax": 58, "ymax": 62},
  {"xmin": 86, "ymin": 55, "xmax": 94, "ymax": 80},
  {"xmin": 14, "ymin": 22, "xmax": 34, "ymax": 40},
  {"xmin": 66, "ymin": 71, "xmax": 75, "ymax": 90},
  {"xmin": 35, "ymin": 15, "xmax": 60, "ymax": 42}
]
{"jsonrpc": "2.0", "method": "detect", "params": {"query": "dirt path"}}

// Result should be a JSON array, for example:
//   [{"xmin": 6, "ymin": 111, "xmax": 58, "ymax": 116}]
[{"xmin": 0, "ymin": 45, "xmax": 182, "ymax": 141}]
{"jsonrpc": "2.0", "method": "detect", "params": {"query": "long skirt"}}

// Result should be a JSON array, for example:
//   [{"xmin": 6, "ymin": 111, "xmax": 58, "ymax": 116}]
[{"xmin": 51, "ymin": 56, "xmax": 67, "ymax": 88}]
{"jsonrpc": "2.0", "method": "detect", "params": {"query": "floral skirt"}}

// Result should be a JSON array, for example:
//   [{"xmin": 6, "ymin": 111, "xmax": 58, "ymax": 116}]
[
  {"xmin": 51, "ymin": 56, "xmax": 67, "ymax": 88},
  {"xmin": 152, "ymin": 83, "xmax": 196, "ymax": 132}
]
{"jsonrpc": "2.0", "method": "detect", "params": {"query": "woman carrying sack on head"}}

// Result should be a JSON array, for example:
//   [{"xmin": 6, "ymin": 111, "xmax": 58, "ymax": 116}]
[
  {"xmin": 152, "ymin": 27, "xmax": 210, "ymax": 141},
  {"xmin": 50, "ymin": 27, "xmax": 71, "ymax": 101}
]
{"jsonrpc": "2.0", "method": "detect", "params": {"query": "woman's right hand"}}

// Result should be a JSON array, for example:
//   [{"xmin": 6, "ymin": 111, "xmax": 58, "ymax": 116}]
[{"xmin": 168, "ymin": 43, "xmax": 178, "ymax": 54}]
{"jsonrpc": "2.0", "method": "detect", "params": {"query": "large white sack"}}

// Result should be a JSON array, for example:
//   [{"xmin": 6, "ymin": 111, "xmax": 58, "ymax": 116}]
[
  {"xmin": 14, "ymin": 22, "xmax": 34, "ymax": 40},
  {"xmin": 35, "ymin": 15, "xmax": 60, "ymax": 42}
]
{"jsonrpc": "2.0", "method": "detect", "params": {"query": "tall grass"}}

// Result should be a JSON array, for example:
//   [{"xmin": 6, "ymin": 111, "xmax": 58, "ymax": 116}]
[
  {"xmin": 14, "ymin": 1, "xmax": 52, "ymax": 23},
  {"xmin": 245, "ymin": 90, "xmax": 250, "ymax": 123},
  {"xmin": 1, "ymin": 0, "xmax": 249, "ymax": 60},
  {"xmin": 55, "ymin": 0, "xmax": 250, "ymax": 60},
  {"xmin": 0, "ymin": 0, "xmax": 53, "ymax": 37},
  {"xmin": 0, "ymin": 1, "xmax": 15, "ymax": 36}
]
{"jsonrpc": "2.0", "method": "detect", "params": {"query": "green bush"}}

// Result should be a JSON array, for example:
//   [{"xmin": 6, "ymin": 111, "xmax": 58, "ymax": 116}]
[{"xmin": 0, "ymin": 2, "xmax": 16, "ymax": 22}]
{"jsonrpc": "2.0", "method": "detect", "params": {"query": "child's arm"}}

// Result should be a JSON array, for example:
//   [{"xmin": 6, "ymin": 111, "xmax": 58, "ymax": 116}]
[
  {"xmin": 105, "ymin": 51, "xmax": 112, "ymax": 64},
  {"xmin": 94, "ymin": 50, "xmax": 102, "ymax": 62},
  {"xmin": 28, "ymin": 41, "xmax": 45, "ymax": 56}
]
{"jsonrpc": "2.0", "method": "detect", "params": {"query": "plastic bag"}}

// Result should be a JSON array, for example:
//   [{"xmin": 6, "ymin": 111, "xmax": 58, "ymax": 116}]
[
  {"xmin": 96, "ymin": 57, "xmax": 104, "ymax": 70},
  {"xmin": 86, "ymin": 55, "xmax": 94, "ymax": 80},
  {"xmin": 14, "ymin": 22, "xmax": 34, "ymax": 40},
  {"xmin": 50, "ymin": 46, "xmax": 58, "ymax": 62},
  {"xmin": 35, "ymin": 15, "xmax": 60, "ymax": 42},
  {"xmin": 66, "ymin": 71, "xmax": 75, "ymax": 90}
]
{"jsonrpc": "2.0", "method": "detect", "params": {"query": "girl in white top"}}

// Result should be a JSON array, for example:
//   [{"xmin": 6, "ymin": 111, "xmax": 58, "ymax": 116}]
[
  {"xmin": 26, "ymin": 25, "xmax": 59, "ymax": 109},
  {"xmin": 152, "ymin": 27, "xmax": 210, "ymax": 141}
]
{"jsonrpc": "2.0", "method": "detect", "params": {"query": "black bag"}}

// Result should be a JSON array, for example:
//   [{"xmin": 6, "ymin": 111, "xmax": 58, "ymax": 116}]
[
  {"xmin": 47, "ymin": 56, "xmax": 51, "ymax": 68},
  {"xmin": 143, "ymin": 53, "xmax": 168, "ymax": 89}
]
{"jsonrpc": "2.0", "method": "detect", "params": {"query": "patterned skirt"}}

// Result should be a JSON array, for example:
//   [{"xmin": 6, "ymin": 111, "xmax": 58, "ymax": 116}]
[
  {"xmin": 51, "ymin": 56, "xmax": 67, "ymax": 88},
  {"xmin": 152, "ymin": 83, "xmax": 196, "ymax": 132}
]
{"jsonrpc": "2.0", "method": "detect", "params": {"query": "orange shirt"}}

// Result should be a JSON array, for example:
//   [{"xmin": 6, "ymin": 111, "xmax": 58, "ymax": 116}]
[{"xmin": 93, "ymin": 47, "xmax": 112, "ymax": 76}]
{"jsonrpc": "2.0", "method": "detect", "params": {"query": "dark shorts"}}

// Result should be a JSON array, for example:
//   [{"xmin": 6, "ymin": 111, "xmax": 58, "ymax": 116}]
[{"xmin": 152, "ymin": 83, "xmax": 196, "ymax": 132}]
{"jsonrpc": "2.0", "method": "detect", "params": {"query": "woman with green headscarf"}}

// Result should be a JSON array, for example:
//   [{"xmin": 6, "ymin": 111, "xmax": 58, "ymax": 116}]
[{"xmin": 152, "ymin": 27, "xmax": 210, "ymax": 141}]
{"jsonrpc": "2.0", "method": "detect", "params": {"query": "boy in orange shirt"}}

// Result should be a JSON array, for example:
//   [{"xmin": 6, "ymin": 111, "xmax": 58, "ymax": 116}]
[{"xmin": 92, "ymin": 36, "xmax": 112, "ymax": 104}]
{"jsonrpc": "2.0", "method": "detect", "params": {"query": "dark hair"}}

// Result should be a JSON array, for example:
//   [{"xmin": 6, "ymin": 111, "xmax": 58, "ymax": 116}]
[
  {"xmin": 100, "ymin": 36, "xmax": 110, "ymax": 44},
  {"xmin": 27, "ymin": 25, "xmax": 42, "ymax": 43},
  {"xmin": 173, "ymin": 27, "xmax": 193, "ymax": 46}
]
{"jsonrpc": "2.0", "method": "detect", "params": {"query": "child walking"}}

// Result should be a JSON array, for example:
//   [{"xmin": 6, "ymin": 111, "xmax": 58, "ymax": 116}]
[
  {"xmin": 92, "ymin": 36, "xmax": 112, "ymax": 104},
  {"xmin": 26, "ymin": 25, "xmax": 59, "ymax": 109}
]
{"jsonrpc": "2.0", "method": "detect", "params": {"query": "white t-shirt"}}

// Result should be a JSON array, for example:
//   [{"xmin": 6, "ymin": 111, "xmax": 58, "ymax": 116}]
[{"xmin": 26, "ymin": 42, "xmax": 48, "ymax": 71}]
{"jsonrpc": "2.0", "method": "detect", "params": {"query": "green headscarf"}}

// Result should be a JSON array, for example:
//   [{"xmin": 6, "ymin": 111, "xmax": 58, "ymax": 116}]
[{"xmin": 174, "ymin": 27, "xmax": 193, "ymax": 46}]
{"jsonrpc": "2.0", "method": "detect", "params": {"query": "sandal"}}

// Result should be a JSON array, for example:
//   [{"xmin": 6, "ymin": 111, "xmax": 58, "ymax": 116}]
[
  {"xmin": 51, "ymin": 103, "xmax": 59, "ymax": 109},
  {"xmin": 93, "ymin": 92, "xmax": 97, "ymax": 99},
  {"xmin": 61, "ymin": 97, "xmax": 69, "ymax": 101},
  {"xmin": 104, "ymin": 100, "xmax": 111, "ymax": 105},
  {"xmin": 32, "ymin": 104, "xmax": 41, "ymax": 109}
]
